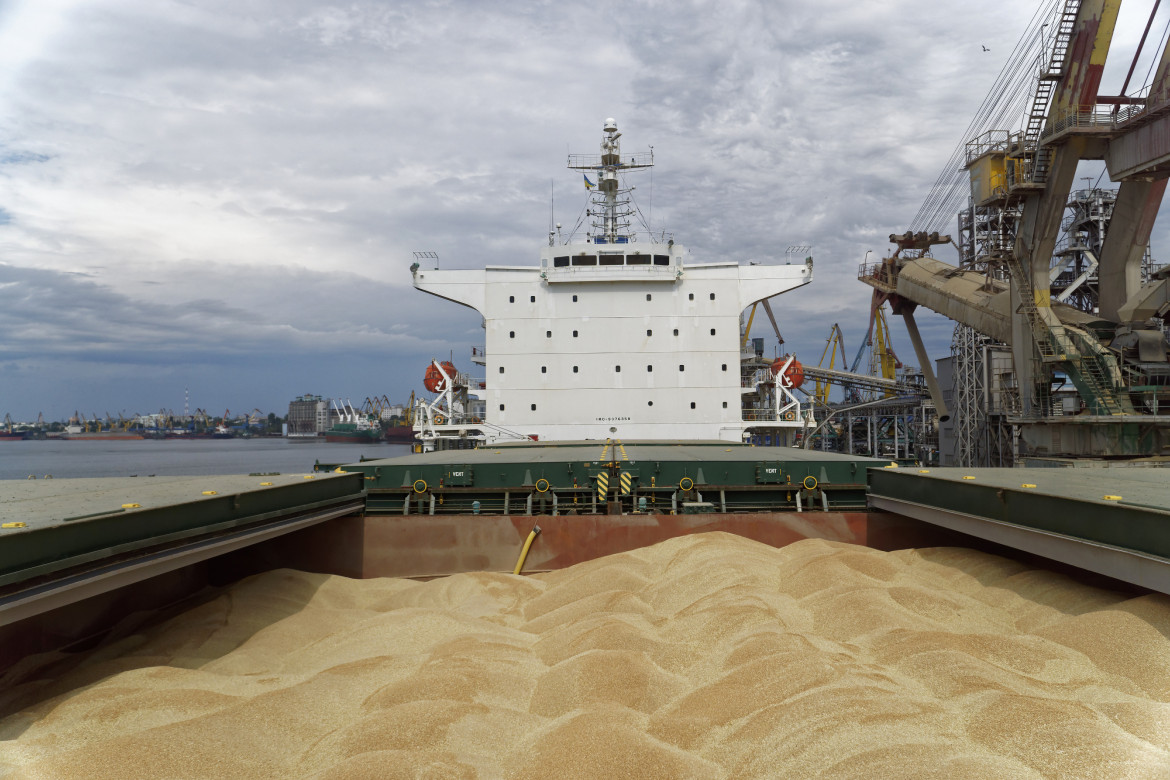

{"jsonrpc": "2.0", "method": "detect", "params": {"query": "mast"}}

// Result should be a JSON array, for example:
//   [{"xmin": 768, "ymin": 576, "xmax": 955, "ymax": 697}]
[{"xmin": 567, "ymin": 118, "xmax": 654, "ymax": 244}]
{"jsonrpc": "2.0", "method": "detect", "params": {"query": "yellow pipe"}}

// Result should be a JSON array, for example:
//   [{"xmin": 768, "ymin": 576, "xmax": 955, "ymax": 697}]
[{"xmin": 513, "ymin": 525, "xmax": 542, "ymax": 575}]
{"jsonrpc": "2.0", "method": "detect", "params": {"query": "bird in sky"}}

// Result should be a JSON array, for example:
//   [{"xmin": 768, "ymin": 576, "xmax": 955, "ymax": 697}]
[{"xmin": 982, "ymin": 45, "xmax": 990, "ymax": 52}]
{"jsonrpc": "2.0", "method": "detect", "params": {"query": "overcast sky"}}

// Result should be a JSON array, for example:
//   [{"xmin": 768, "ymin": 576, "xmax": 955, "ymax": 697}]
[{"xmin": 0, "ymin": 0, "xmax": 1165, "ymax": 421}]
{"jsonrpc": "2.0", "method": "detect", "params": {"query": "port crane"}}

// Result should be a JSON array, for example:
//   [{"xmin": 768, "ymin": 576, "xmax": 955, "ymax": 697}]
[{"xmin": 868, "ymin": 0, "xmax": 1170, "ymax": 460}]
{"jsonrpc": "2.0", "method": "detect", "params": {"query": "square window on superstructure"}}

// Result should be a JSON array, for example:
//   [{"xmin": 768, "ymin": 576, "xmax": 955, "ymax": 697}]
[
  {"xmin": 499, "ymin": 366, "xmax": 505, "ymax": 374},
  {"xmin": 531, "ymin": 404, "xmax": 536, "ymax": 411},
  {"xmin": 690, "ymin": 402, "xmax": 696, "ymax": 409},
  {"xmin": 499, "ymin": 404, "xmax": 505, "ymax": 411},
  {"xmin": 573, "ymin": 366, "xmax": 579, "ymax": 373},
  {"xmin": 710, "ymin": 328, "xmax": 716, "ymax": 335},
  {"xmin": 615, "ymin": 365, "xmax": 621, "ymax": 372},
  {"xmin": 722, "ymin": 364, "xmax": 727, "ymax": 371},
  {"xmin": 723, "ymin": 401, "xmax": 728, "ymax": 408},
  {"xmin": 679, "ymin": 364, "xmax": 685, "ymax": 372},
  {"xmin": 509, "ymin": 295, "xmax": 515, "ymax": 303},
  {"xmin": 546, "ymin": 331, "xmax": 552, "ymax": 338},
  {"xmin": 531, "ymin": 295, "xmax": 536, "ymax": 302},
  {"xmin": 541, "ymin": 366, "xmax": 547, "ymax": 373},
  {"xmin": 647, "ymin": 365, "xmax": 653, "ymax": 372},
  {"xmin": 572, "ymin": 294, "xmax": 578, "ymax": 302},
  {"xmin": 646, "ymin": 294, "xmax": 652, "ymax": 301},
  {"xmin": 509, "ymin": 331, "xmax": 515, "ymax": 338},
  {"xmin": 688, "ymin": 293, "xmax": 694, "ymax": 300},
  {"xmin": 710, "ymin": 293, "xmax": 715, "ymax": 300},
  {"xmin": 573, "ymin": 330, "xmax": 578, "ymax": 337},
  {"xmin": 673, "ymin": 329, "xmax": 679, "ymax": 336},
  {"xmin": 646, "ymin": 329, "xmax": 652, "ymax": 336}
]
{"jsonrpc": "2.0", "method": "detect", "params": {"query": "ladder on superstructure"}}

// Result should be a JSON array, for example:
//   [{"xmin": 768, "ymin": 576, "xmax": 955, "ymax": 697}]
[{"xmin": 1029, "ymin": 0, "xmax": 1082, "ymax": 183}]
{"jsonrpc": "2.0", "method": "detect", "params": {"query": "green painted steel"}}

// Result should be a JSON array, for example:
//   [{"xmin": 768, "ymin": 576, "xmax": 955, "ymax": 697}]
[
  {"xmin": 868, "ymin": 467, "xmax": 1170, "ymax": 559},
  {"xmin": 0, "ymin": 473, "xmax": 366, "ymax": 588},
  {"xmin": 334, "ymin": 441, "xmax": 886, "ymax": 514}
]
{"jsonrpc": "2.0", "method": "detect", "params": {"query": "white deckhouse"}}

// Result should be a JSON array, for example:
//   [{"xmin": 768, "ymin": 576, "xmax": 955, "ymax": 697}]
[{"xmin": 412, "ymin": 119, "xmax": 812, "ymax": 449}]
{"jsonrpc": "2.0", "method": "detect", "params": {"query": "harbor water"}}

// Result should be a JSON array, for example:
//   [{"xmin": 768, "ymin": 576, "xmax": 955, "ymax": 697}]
[{"xmin": 0, "ymin": 438, "xmax": 412, "ymax": 481}]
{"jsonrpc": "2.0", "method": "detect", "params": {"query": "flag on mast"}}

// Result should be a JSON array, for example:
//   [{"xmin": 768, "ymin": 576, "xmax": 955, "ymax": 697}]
[{"xmin": 583, "ymin": 174, "xmax": 595, "ymax": 190}]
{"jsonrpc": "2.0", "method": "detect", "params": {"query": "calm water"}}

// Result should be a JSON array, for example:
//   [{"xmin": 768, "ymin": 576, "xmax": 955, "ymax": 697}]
[{"xmin": 0, "ymin": 437, "xmax": 413, "ymax": 480}]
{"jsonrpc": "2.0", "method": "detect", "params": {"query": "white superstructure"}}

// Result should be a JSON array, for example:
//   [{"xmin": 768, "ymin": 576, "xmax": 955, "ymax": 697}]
[{"xmin": 411, "ymin": 119, "xmax": 812, "ymax": 446}]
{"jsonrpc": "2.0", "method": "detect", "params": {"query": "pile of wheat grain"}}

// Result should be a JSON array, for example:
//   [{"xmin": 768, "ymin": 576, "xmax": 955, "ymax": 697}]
[{"xmin": 2, "ymin": 532, "xmax": 1169, "ymax": 778}]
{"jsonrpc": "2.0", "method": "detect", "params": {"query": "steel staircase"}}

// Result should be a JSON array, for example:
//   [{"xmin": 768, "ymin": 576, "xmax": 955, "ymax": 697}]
[{"xmin": 1028, "ymin": 0, "xmax": 1081, "ymax": 183}]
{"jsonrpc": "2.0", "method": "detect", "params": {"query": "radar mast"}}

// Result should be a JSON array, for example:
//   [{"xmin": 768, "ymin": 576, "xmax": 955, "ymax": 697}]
[{"xmin": 567, "ymin": 118, "xmax": 654, "ymax": 244}]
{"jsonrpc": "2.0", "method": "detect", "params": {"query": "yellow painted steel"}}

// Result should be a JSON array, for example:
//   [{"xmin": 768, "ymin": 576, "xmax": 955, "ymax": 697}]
[
  {"xmin": 815, "ymin": 323, "xmax": 846, "ymax": 405},
  {"xmin": 740, "ymin": 303, "xmax": 758, "ymax": 349},
  {"xmin": 873, "ymin": 306, "xmax": 899, "ymax": 397},
  {"xmin": 412, "ymin": 479, "xmax": 427, "ymax": 494},
  {"xmin": 802, "ymin": 475, "xmax": 818, "ymax": 491},
  {"xmin": 596, "ymin": 472, "xmax": 609, "ymax": 502},
  {"xmin": 535, "ymin": 478, "xmax": 550, "ymax": 493},
  {"xmin": 619, "ymin": 472, "xmax": 632, "ymax": 495},
  {"xmin": 512, "ymin": 525, "xmax": 542, "ymax": 575},
  {"xmin": 679, "ymin": 476, "xmax": 694, "ymax": 491}
]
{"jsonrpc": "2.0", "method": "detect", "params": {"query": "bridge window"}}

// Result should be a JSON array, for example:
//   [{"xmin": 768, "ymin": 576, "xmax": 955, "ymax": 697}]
[
  {"xmin": 654, "ymin": 255, "xmax": 669, "ymax": 265},
  {"xmin": 628, "ymin": 253, "xmax": 650, "ymax": 265},
  {"xmin": 572, "ymin": 255, "xmax": 597, "ymax": 266},
  {"xmin": 599, "ymin": 254, "xmax": 624, "ymax": 266},
  {"xmin": 554, "ymin": 256, "xmax": 569, "ymax": 267}
]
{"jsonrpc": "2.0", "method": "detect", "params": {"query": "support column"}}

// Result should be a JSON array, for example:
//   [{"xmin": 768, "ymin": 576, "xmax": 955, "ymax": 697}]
[
  {"xmin": 902, "ymin": 309, "xmax": 951, "ymax": 423},
  {"xmin": 1097, "ymin": 180, "xmax": 1167, "ymax": 320}
]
